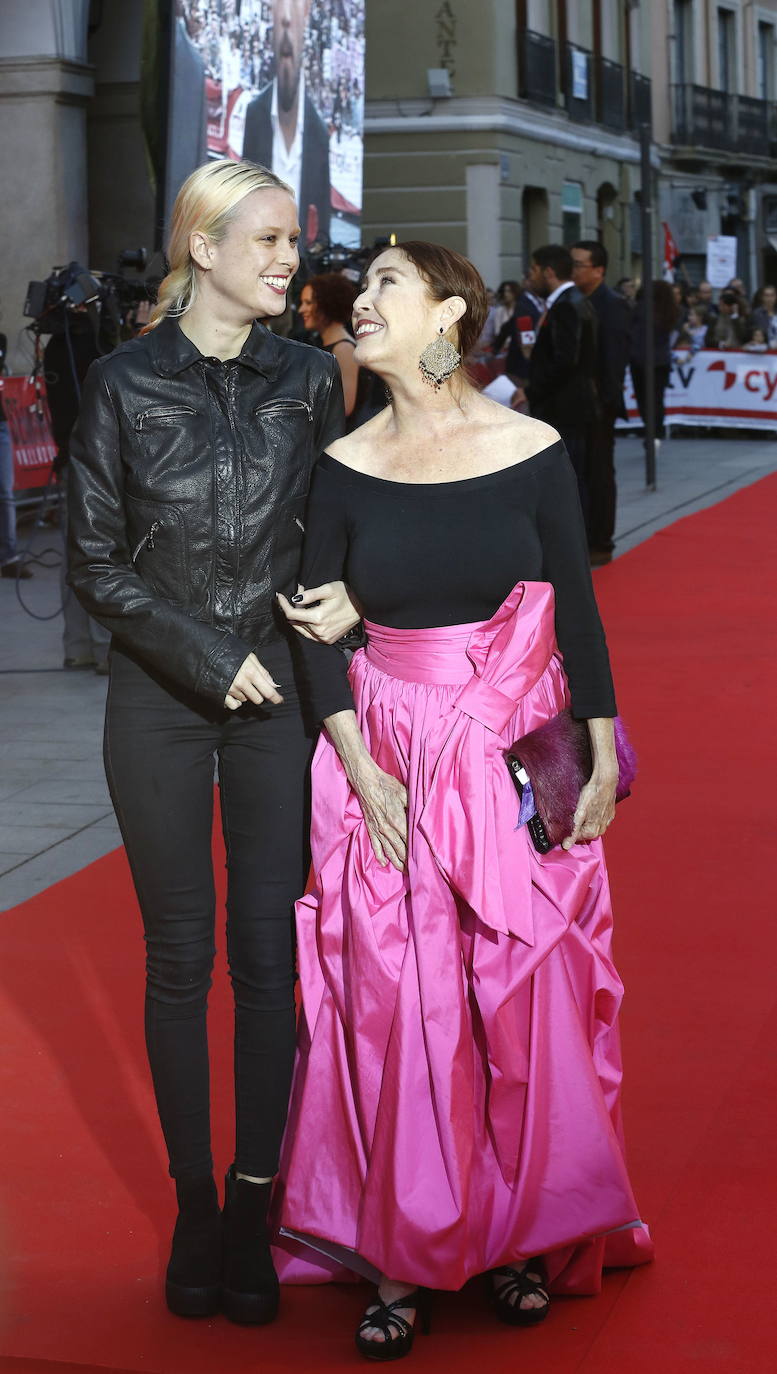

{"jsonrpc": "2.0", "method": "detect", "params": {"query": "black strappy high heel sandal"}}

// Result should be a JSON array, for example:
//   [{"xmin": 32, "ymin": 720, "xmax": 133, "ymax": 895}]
[
  {"xmin": 491, "ymin": 1261, "xmax": 550, "ymax": 1326},
  {"xmin": 355, "ymin": 1287, "xmax": 431, "ymax": 1362}
]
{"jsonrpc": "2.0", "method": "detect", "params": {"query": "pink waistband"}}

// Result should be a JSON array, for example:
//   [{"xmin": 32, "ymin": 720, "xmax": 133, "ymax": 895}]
[
  {"xmin": 363, "ymin": 618, "xmax": 490, "ymax": 685},
  {"xmin": 362, "ymin": 586, "xmax": 560, "ymax": 736}
]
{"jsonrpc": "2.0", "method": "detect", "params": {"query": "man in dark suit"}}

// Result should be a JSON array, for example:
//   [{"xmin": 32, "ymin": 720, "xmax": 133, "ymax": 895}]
[
  {"xmin": 242, "ymin": 0, "xmax": 330, "ymax": 247},
  {"xmin": 525, "ymin": 244, "xmax": 598, "ymax": 503},
  {"xmin": 572, "ymin": 240, "xmax": 631, "ymax": 565}
]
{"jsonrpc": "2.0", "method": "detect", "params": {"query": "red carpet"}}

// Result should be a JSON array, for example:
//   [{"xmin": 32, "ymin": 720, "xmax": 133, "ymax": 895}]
[{"xmin": 2, "ymin": 475, "xmax": 776, "ymax": 1373}]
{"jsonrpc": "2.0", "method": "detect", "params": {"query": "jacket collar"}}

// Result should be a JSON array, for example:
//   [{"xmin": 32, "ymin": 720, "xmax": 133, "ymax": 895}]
[
  {"xmin": 148, "ymin": 315, "xmax": 280, "ymax": 379},
  {"xmin": 545, "ymin": 280, "xmax": 576, "ymax": 311}
]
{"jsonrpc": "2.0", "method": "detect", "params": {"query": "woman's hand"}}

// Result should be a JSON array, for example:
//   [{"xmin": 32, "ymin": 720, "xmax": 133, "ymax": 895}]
[
  {"xmin": 324, "ymin": 709, "xmax": 408, "ymax": 870},
  {"xmin": 561, "ymin": 717, "xmax": 618, "ymax": 849},
  {"xmin": 224, "ymin": 653, "xmax": 284, "ymax": 711},
  {"xmin": 277, "ymin": 580, "xmax": 362, "ymax": 644},
  {"xmin": 352, "ymin": 758, "xmax": 408, "ymax": 871},
  {"xmin": 561, "ymin": 770, "xmax": 617, "ymax": 849}
]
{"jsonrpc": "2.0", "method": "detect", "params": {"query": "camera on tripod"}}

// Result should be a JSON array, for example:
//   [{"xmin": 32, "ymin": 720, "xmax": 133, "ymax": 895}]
[{"xmin": 24, "ymin": 249, "xmax": 151, "ymax": 339}]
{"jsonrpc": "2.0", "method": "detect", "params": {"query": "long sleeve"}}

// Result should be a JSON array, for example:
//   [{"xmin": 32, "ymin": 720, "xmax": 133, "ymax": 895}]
[
  {"xmin": 529, "ymin": 299, "xmax": 581, "ymax": 407},
  {"xmin": 294, "ymin": 458, "xmax": 354, "ymax": 721},
  {"xmin": 67, "ymin": 358, "xmax": 250, "ymax": 703},
  {"xmin": 597, "ymin": 291, "xmax": 630, "ymax": 412},
  {"xmin": 312, "ymin": 352, "xmax": 345, "ymax": 453},
  {"xmin": 536, "ymin": 450, "xmax": 617, "ymax": 718}
]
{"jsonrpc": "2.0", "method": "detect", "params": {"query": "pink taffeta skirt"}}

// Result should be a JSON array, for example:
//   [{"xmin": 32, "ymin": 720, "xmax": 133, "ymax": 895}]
[{"xmin": 275, "ymin": 582, "xmax": 654, "ymax": 1293}]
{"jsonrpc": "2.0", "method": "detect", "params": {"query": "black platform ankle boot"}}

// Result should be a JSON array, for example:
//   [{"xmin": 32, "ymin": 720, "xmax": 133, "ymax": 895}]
[
  {"xmin": 222, "ymin": 1166, "xmax": 280, "ymax": 1325},
  {"xmin": 165, "ymin": 1173, "xmax": 222, "ymax": 1318}
]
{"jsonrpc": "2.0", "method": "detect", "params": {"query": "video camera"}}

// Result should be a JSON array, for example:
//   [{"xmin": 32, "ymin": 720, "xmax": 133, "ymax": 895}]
[
  {"xmin": 305, "ymin": 236, "xmax": 394, "ymax": 282},
  {"xmin": 23, "ymin": 249, "xmax": 151, "ymax": 341}
]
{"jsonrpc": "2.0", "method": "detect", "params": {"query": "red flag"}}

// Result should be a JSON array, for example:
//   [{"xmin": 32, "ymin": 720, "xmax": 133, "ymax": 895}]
[
  {"xmin": 306, "ymin": 204, "xmax": 319, "ymax": 248},
  {"xmin": 662, "ymin": 221, "xmax": 679, "ymax": 281}
]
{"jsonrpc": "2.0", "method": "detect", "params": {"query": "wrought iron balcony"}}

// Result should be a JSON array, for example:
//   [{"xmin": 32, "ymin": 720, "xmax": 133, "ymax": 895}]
[
  {"xmin": 671, "ymin": 83, "xmax": 775, "ymax": 155},
  {"xmin": 672, "ymin": 83, "xmax": 730, "ymax": 148},
  {"xmin": 597, "ymin": 56, "xmax": 626, "ymax": 131},
  {"xmin": 518, "ymin": 29, "xmax": 557, "ymax": 107},
  {"xmin": 629, "ymin": 71, "xmax": 652, "ymax": 129},
  {"xmin": 736, "ymin": 94, "xmax": 770, "ymax": 153},
  {"xmin": 516, "ymin": 28, "xmax": 651, "ymax": 137},
  {"xmin": 564, "ymin": 42, "xmax": 594, "ymax": 122}
]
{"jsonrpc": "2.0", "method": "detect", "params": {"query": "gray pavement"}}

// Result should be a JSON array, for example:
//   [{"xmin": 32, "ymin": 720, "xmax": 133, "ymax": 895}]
[{"xmin": 2, "ymin": 430, "xmax": 776, "ymax": 911}]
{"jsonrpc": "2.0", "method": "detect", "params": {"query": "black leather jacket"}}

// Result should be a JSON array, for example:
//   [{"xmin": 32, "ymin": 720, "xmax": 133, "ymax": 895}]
[{"xmin": 67, "ymin": 316, "xmax": 344, "ymax": 703}]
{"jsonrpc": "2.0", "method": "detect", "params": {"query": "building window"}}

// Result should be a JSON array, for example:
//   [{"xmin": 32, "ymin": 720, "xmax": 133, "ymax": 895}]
[
  {"xmin": 758, "ymin": 21, "xmax": 775, "ymax": 101},
  {"xmin": 673, "ymin": 0, "xmax": 693, "ymax": 84},
  {"xmin": 717, "ymin": 7, "xmax": 735, "ymax": 92},
  {"xmin": 561, "ymin": 181, "xmax": 583, "ymax": 244}
]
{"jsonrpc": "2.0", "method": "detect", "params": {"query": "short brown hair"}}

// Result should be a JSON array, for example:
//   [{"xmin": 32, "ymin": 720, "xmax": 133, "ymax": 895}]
[
  {"xmin": 396, "ymin": 240, "xmax": 489, "ymax": 359},
  {"xmin": 532, "ymin": 243, "xmax": 573, "ymax": 281},
  {"xmin": 306, "ymin": 272, "xmax": 358, "ymax": 326}
]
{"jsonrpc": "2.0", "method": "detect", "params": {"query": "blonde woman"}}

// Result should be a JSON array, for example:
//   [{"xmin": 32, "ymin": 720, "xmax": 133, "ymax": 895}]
[{"xmin": 67, "ymin": 160, "xmax": 356, "ymax": 1324}]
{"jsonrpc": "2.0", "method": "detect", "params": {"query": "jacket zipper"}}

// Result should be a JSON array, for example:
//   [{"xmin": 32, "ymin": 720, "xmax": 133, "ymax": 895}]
[
  {"xmin": 131, "ymin": 520, "xmax": 161, "ymax": 563},
  {"xmin": 255, "ymin": 398, "xmax": 313, "ymax": 422},
  {"xmin": 225, "ymin": 369, "xmax": 243, "ymax": 610},
  {"xmin": 137, "ymin": 406, "xmax": 197, "ymax": 429}
]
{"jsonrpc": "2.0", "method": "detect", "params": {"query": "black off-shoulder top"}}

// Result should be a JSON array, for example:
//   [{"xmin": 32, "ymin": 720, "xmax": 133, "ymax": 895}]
[{"xmin": 296, "ymin": 441, "xmax": 617, "ymax": 722}]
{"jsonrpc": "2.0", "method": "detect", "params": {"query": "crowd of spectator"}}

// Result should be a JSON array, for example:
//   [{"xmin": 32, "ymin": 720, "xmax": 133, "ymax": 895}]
[
  {"xmin": 469, "ymin": 251, "xmax": 777, "ymax": 566},
  {"xmin": 646, "ymin": 276, "xmax": 777, "ymax": 354},
  {"xmin": 477, "ymin": 271, "xmax": 777, "ymax": 378}
]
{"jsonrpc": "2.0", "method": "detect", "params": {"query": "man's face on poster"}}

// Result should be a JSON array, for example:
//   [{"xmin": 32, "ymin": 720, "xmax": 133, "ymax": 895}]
[{"xmin": 273, "ymin": 0, "xmax": 311, "ymax": 113}]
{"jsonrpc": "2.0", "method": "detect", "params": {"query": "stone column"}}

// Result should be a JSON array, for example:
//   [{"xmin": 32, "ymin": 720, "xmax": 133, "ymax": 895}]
[{"xmin": 0, "ymin": 1, "xmax": 92, "ymax": 372}]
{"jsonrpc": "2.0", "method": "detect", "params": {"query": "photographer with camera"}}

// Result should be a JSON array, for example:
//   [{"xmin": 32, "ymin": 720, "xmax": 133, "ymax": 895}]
[
  {"xmin": 25, "ymin": 253, "xmax": 150, "ymax": 667},
  {"xmin": 44, "ymin": 321, "xmax": 112, "ymax": 670}
]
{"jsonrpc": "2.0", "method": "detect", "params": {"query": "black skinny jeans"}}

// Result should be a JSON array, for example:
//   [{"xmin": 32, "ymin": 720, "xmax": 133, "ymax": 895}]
[{"xmin": 104, "ymin": 637, "xmax": 314, "ymax": 1182}]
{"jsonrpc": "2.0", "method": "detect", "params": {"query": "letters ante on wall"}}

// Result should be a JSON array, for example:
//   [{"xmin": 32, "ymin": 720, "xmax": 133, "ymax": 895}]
[{"xmin": 436, "ymin": 2, "xmax": 457, "ymax": 76}]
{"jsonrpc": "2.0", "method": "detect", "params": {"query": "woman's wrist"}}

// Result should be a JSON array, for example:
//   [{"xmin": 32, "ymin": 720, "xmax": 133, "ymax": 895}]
[
  {"xmin": 323, "ymin": 709, "xmax": 378, "ymax": 791},
  {"xmin": 586, "ymin": 717, "xmax": 618, "ymax": 780}
]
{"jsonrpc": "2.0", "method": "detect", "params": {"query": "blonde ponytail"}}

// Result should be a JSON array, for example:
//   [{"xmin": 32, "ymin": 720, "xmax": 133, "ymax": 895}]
[{"xmin": 143, "ymin": 159, "xmax": 294, "ymax": 333}]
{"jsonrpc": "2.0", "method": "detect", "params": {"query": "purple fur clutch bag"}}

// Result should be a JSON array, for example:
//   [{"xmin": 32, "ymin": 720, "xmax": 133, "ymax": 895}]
[{"xmin": 505, "ymin": 710, "xmax": 636, "ymax": 852}]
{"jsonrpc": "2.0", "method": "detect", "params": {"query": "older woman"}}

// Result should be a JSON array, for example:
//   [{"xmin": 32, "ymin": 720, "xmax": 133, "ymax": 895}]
[{"xmin": 279, "ymin": 242, "xmax": 653, "ymax": 1361}]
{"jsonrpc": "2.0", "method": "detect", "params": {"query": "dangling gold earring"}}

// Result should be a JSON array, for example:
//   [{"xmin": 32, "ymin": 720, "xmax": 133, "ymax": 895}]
[{"xmin": 419, "ymin": 325, "xmax": 461, "ymax": 389}]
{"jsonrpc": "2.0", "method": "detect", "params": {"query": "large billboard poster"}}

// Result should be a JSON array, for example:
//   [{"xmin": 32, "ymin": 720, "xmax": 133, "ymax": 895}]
[{"xmin": 169, "ymin": 1, "xmax": 365, "ymax": 250}]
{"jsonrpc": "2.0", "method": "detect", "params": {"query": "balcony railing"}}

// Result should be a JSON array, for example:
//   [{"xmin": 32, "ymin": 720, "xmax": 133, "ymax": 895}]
[
  {"xmin": 518, "ymin": 29, "xmax": 557, "ymax": 107},
  {"xmin": 564, "ymin": 42, "xmax": 594, "ymax": 122},
  {"xmin": 737, "ymin": 93, "xmax": 770, "ymax": 151},
  {"xmin": 629, "ymin": 71, "xmax": 652, "ymax": 128},
  {"xmin": 516, "ymin": 29, "xmax": 652, "ymax": 137},
  {"xmin": 597, "ymin": 56, "xmax": 626, "ymax": 130},
  {"xmin": 672, "ymin": 83, "xmax": 775, "ymax": 154},
  {"xmin": 672, "ymin": 83, "xmax": 728, "ymax": 148}
]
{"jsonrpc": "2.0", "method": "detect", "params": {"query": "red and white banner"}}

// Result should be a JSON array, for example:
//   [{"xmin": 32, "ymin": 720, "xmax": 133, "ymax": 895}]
[
  {"xmin": 1, "ymin": 375, "xmax": 56, "ymax": 488},
  {"xmin": 619, "ymin": 350, "xmax": 777, "ymax": 431}
]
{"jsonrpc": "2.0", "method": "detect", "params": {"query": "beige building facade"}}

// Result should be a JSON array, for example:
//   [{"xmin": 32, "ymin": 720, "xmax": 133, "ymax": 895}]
[
  {"xmin": 361, "ymin": 0, "xmax": 777, "ymax": 292},
  {"xmin": 362, "ymin": 0, "xmax": 654, "ymax": 290},
  {"xmin": 3, "ymin": 2, "xmax": 777, "ymax": 371},
  {"xmin": 652, "ymin": 0, "xmax": 777, "ymax": 287}
]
